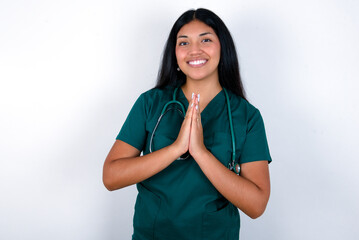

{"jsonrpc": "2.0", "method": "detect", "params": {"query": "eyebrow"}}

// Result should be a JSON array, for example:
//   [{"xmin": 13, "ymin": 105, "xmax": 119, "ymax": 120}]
[
  {"xmin": 177, "ymin": 32, "xmax": 213, "ymax": 39},
  {"xmin": 199, "ymin": 32, "xmax": 212, "ymax": 36}
]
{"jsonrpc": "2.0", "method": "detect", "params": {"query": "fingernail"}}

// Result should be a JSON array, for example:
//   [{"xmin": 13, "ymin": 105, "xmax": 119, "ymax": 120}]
[
  {"xmin": 191, "ymin": 102, "xmax": 193, "ymax": 107},
  {"xmin": 196, "ymin": 105, "xmax": 198, "ymax": 110},
  {"xmin": 197, "ymin": 94, "xmax": 200, "ymax": 102},
  {"xmin": 191, "ymin": 93, "xmax": 194, "ymax": 99}
]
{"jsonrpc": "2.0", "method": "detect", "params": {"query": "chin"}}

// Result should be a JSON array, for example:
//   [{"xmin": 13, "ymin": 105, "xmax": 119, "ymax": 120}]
[
  {"xmin": 186, "ymin": 72, "xmax": 218, "ymax": 82},
  {"xmin": 187, "ymin": 76, "xmax": 208, "ymax": 82}
]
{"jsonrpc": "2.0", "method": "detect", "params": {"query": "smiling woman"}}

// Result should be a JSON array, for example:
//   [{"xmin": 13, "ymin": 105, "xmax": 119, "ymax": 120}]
[
  {"xmin": 103, "ymin": 8, "xmax": 272, "ymax": 240},
  {"xmin": 175, "ymin": 20, "xmax": 221, "ymax": 85}
]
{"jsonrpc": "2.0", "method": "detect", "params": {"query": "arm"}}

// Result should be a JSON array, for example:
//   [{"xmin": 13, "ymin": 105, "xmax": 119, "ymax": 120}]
[
  {"xmin": 102, "ymin": 140, "xmax": 182, "ymax": 191},
  {"xmin": 189, "ymin": 94, "xmax": 270, "ymax": 219},
  {"xmin": 193, "ymin": 151, "xmax": 270, "ymax": 219},
  {"xmin": 103, "ymin": 96, "xmax": 196, "ymax": 191}
]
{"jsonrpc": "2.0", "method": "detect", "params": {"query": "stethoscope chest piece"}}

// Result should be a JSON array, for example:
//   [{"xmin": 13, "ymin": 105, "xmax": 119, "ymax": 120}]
[{"xmin": 234, "ymin": 163, "xmax": 241, "ymax": 175}]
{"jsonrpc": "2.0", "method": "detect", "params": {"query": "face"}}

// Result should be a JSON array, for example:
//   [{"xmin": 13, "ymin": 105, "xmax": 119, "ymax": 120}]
[{"xmin": 175, "ymin": 20, "xmax": 221, "ymax": 82}]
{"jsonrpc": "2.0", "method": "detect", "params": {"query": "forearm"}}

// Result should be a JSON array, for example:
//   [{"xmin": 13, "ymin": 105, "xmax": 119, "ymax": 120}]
[
  {"xmin": 193, "ymin": 150, "xmax": 270, "ymax": 219},
  {"xmin": 103, "ymin": 144, "xmax": 181, "ymax": 191}
]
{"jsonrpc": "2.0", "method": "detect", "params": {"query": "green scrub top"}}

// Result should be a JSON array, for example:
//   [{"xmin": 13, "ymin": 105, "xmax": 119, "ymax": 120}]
[{"xmin": 117, "ymin": 86, "xmax": 272, "ymax": 240}]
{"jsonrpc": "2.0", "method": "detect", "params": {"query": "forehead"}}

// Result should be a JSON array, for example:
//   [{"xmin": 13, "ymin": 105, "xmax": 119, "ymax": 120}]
[{"xmin": 177, "ymin": 20, "xmax": 216, "ymax": 37}]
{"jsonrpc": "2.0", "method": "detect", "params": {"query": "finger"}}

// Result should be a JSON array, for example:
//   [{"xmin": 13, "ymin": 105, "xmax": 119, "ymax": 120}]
[
  {"xmin": 183, "ymin": 94, "xmax": 195, "ymax": 129},
  {"xmin": 195, "ymin": 94, "xmax": 201, "ymax": 126},
  {"xmin": 191, "ymin": 94, "xmax": 200, "ymax": 128},
  {"xmin": 176, "ymin": 93, "xmax": 195, "ymax": 151},
  {"xmin": 184, "ymin": 92, "xmax": 195, "ymax": 118}
]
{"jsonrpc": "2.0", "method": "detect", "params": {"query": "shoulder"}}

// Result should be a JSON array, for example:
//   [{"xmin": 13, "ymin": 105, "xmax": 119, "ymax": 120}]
[
  {"xmin": 141, "ymin": 86, "xmax": 173, "ymax": 97},
  {"xmin": 140, "ymin": 86, "xmax": 175, "ymax": 104},
  {"xmin": 134, "ymin": 86, "xmax": 176, "ymax": 115},
  {"xmin": 226, "ymin": 89, "xmax": 265, "ymax": 134},
  {"xmin": 226, "ymin": 89, "xmax": 259, "ymax": 116}
]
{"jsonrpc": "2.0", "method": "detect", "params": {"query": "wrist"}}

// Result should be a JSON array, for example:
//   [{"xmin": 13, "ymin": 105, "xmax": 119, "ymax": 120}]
[
  {"xmin": 168, "ymin": 142, "xmax": 186, "ymax": 159},
  {"xmin": 190, "ymin": 147, "xmax": 210, "ymax": 161}
]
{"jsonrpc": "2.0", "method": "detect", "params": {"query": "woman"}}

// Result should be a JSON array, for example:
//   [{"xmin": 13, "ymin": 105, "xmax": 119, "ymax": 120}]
[{"xmin": 103, "ymin": 8, "xmax": 272, "ymax": 240}]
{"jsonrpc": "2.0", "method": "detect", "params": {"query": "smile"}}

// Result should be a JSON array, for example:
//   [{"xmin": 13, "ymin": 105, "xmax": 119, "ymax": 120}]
[{"xmin": 187, "ymin": 59, "xmax": 208, "ymax": 67}]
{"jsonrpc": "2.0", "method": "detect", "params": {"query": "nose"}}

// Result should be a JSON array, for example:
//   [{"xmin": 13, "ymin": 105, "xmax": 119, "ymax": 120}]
[{"xmin": 189, "ymin": 42, "xmax": 203, "ymax": 56}]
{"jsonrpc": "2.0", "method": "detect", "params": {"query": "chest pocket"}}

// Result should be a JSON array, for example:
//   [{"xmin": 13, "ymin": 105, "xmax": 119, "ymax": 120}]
[
  {"xmin": 207, "ymin": 132, "xmax": 233, "ymax": 167},
  {"xmin": 145, "ymin": 110, "xmax": 183, "ymax": 155},
  {"xmin": 150, "ymin": 133, "xmax": 176, "ymax": 153}
]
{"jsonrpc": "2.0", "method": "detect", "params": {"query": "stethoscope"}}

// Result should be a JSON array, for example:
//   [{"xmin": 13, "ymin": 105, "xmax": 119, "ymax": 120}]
[{"xmin": 149, "ymin": 87, "xmax": 240, "ymax": 175}]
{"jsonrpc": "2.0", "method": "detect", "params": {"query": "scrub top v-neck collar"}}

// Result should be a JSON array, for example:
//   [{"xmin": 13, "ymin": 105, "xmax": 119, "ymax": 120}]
[{"xmin": 178, "ymin": 87, "xmax": 225, "ymax": 120}]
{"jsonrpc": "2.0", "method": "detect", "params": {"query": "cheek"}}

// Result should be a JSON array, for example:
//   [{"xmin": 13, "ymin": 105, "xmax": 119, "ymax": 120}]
[
  {"xmin": 213, "ymin": 49, "xmax": 221, "ymax": 65},
  {"xmin": 214, "ymin": 43, "xmax": 221, "ymax": 59},
  {"xmin": 175, "ymin": 49, "xmax": 186, "ymax": 64},
  {"xmin": 206, "ymin": 42, "xmax": 221, "ymax": 59},
  {"xmin": 208, "ymin": 49, "xmax": 221, "ymax": 63}
]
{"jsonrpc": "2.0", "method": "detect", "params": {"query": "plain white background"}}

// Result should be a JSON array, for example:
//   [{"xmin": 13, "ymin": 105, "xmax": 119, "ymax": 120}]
[{"xmin": 1, "ymin": 0, "xmax": 358, "ymax": 239}]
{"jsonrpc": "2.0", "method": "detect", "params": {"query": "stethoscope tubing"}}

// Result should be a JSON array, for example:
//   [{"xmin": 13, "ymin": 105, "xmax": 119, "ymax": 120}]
[{"xmin": 149, "ymin": 87, "xmax": 240, "ymax": 174}]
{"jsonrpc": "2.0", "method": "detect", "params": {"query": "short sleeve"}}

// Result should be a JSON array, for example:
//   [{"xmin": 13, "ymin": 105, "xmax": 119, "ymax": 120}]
[
  {"xmin": 116, "ymin": 93, "xmax": 147, "ymax": 151},
  {"xmin": 239, "ymin": 109, "xmax": 272, "ymax": 164}
]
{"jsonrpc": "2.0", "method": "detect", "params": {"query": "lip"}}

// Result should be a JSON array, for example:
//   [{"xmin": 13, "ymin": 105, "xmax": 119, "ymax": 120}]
[{"xmin": 187, "ymin": 59, "xmax": 208, "ymax": 67}]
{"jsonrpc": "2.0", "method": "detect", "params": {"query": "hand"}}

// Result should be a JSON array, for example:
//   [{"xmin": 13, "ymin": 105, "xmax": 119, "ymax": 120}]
[
  {"xmin": 172, "ymin": 93, "xmax": 195, "ymax": 156},
  {"xmin": 189, "ymin": 94, "xmax": 207, "ymax": 159}
]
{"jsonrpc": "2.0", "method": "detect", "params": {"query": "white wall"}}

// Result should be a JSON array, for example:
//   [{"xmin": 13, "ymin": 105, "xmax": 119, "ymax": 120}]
[{"xmin": 1, "ymin": 0, "xmax": 358, "ymax": 239}]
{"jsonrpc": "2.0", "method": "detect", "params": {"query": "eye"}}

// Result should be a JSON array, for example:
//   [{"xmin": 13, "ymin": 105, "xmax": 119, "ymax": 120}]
[
  {"xmin": 202, "ymin": 38, "xmax": 212, "ymax": 43},
  {"xmin": 178, "ymin": 41, "xmax": 188, "ymax": 46}
]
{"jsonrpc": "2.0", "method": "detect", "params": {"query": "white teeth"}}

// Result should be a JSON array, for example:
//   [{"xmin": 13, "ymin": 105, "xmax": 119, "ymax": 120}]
[{"xmin": 188, "ymin": 60, "xmax": 207, "ymax": 66}]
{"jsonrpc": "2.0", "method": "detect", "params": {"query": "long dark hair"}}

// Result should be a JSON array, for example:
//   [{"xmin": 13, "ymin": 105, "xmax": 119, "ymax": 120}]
[{"xmin": 155, "ymin": 8, "xmax": 246, "ymax": 99}]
